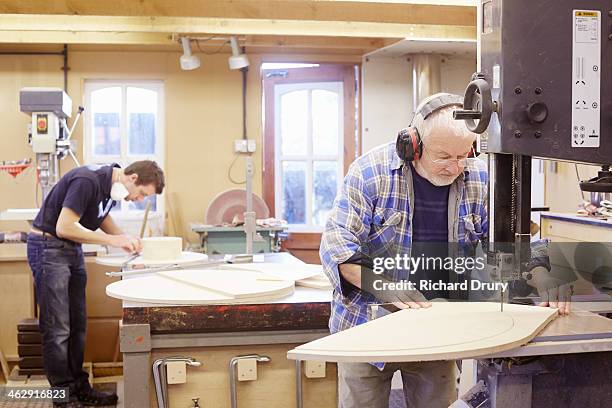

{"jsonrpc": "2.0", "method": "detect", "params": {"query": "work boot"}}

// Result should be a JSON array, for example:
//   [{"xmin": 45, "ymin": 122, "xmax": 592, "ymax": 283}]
[{"xmin": 75, "ymin": 386, "xmax": 118, "ymax": 406}]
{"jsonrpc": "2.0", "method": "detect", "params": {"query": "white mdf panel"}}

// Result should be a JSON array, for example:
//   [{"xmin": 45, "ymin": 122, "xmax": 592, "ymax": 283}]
[{"xmin": 288, "ymin": 303, "xmax": 557, "ymax": 363}]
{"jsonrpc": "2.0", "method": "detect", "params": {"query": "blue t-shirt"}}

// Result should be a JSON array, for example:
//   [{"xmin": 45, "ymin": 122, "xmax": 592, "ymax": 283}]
[
  {"xmin": 410, "ymin": 163, "xmax": 450, "ymax": 242},
  {"xmin": 410, "ymin": 163, "xmax": 451, "ymax": 297},
  {"xmin": 33, "ymin": 164, "xmax": 119, "ymax": 239}
]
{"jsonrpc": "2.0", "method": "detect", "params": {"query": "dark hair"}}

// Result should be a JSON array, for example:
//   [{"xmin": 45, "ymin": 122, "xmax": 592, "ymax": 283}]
[{"xmin": 124, "ymin": 160, "xmax": 165, "ymax": 194}]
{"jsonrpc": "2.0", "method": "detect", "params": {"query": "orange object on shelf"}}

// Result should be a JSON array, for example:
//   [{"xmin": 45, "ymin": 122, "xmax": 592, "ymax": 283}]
[{"xmin": 0, "ymin": 159, "xmax": 32, "ymax": 178}]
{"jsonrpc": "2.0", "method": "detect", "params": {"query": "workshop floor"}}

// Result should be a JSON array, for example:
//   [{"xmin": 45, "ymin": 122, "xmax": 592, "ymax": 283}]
[{"xmin": 0, "ymin": 382, "xmax": 122, "ymax": 408}]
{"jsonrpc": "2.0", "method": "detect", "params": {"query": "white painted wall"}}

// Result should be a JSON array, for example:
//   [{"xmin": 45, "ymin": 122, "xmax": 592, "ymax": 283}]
[
  {"xmin": 361, "ymin": 55, "xmax": 476, "ymax": 153},
  {"xmin": 440, "ymin": 56, "xmax": 476, "ymax": 96},
  {"xmin": 361, "ymin": 55, "xmax": 413, "ymax": 154}
]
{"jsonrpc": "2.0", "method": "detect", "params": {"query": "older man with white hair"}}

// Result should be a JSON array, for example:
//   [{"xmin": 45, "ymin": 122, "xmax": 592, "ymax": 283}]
[{"xmin": 320, "ymin": 93, "xmax": 487, "ymax": 408}]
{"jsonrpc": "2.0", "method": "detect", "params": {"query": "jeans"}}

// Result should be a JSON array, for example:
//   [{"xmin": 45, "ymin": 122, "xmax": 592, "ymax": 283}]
[
  {"xmin": 337, "ymin": 361, "xmax": 458, "ymax": 408},
  {"xmin": 27, "ymin": 233, "xmax": 89, "ymax": 393}
]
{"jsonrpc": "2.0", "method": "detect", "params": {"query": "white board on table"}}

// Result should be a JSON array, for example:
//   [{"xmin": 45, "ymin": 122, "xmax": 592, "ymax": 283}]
[
  {"xmin": 157, "ymin": 268, "xmax": 294, "ymax": 299},
  {"xmin": 106, "ymin": 274, "xmax": 292, "ymax": 305},
  {"xmin": 287, "ymin": 302, "xmax": 557, "ymax": 363},
  {"xmin": 297, "ymin": 274, "xmax": 332, "ymax": 290},
  {"xmin": 219, "ymin": 262, "xmax": 323, "ymax": 282}
]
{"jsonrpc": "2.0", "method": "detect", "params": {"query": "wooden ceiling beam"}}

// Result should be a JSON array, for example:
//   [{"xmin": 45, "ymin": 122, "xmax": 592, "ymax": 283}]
[
  {"xmin": 0, "ymin": 31, "xmax": 175, "ymax": 46},
  {"xmin": 0, "ymin": 1, "xmax": 475, "ymax": 26},
  {"xmin": 0, "ymin": 14, "xmax": 475, "ymax": 41}
]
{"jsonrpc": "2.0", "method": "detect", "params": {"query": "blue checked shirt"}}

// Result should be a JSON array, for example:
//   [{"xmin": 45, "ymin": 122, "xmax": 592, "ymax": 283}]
[{"xmin": 320, "ymin": 142, "xmax": 488, "ymax": 366}]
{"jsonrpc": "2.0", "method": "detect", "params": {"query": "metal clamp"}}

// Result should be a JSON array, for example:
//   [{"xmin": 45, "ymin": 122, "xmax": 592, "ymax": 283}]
[
  {"xmin": 152, "ymin": 356, "xmax": 202, "ymax": 408},
  {"xmin": 229, "ymin": 354, "xmax": 271, "ymax": 408}
]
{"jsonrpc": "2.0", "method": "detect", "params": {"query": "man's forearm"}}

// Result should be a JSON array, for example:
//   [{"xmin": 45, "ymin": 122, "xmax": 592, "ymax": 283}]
[
  {"xmin": 56, "ymin": 222, "xmax": 114, "ymax": 246},
  {"xmin": 339, "ymin": 263, "xmax": 362, "ymax": 289},
  {"xmin": 100, "ymin": 215, "xmax": 124, "ymax": 236}
]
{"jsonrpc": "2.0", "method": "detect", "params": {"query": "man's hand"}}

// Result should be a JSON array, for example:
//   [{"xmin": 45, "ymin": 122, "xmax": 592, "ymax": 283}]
[
  {"xmin": 375, "ymin": 277, "xmax": 432, "ymax": 310},
  {"xmin": 536, "ymin": 281, "xmax": 572, "ymax": 316},
  {"xmin": 338, "ymin": 263, "xmax": 431, "ymax": 309},
  {"xmin": 529, "ymin": 266, "xmax": 572, "ymax": 316},
  {"xmin": 110, "ymin": 235, "xmax": 142, "ymax": 254}
]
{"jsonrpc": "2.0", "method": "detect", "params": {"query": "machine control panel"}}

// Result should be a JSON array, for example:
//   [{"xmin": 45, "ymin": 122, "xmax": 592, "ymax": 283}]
[{"xmin": 571, "ymin": 10, "xmax": 601, "ymax": 148}]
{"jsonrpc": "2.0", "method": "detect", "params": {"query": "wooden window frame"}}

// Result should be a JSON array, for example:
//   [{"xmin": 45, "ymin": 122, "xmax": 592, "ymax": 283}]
[
  {"xmin": 262, "ymin": 63, "xmax": 360, "ymax": 263},
  {"xmin": 262, "ymin": 63, "xmax": 359, "ymax": 218}
]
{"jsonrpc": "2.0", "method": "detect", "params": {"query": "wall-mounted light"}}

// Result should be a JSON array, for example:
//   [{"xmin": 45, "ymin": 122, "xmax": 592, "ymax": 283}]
[
  {"xmin": 180, "ymin": 37, "xmax": 201, "ymax": 70},
  {"xmin": 228, "ymin": 36, "xmax": 250, "ymax": 70}
]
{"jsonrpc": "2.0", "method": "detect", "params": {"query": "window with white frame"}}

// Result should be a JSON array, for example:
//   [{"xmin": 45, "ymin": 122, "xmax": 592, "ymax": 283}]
[
  {"xmin": 274, "ymin": 82, "xmax": 344, "ymax": 232},
  {"xmin": 84, "ymin": 80, "xmax": 165, "ymax": 234}
]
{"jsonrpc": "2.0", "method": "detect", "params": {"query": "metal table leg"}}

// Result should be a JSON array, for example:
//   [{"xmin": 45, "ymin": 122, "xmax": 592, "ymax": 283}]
[{"xmin": 295, "ymin": 359, "xmax": 303, "ymax": 408}]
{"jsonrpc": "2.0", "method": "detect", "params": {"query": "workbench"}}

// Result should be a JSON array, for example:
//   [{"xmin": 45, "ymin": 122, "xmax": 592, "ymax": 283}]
[
  {"xmin": 116, "ymin": 253, "xmax": 336, "ymax": 408},
  {"xmin": 114, "ymin": 251, "xmax": 612, "ymax": 408},
  {"xmin": 541, "ymin": 212, "xmax": 612, "ymax": 242}
]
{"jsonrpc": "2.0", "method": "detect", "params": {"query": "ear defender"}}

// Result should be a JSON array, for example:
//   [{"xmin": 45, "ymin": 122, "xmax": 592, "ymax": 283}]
[
  {"xmin": 396, "ymin": 93, "xmax": 464, "ymax": 163},
  {"xmin": 396, "ymin": 127, "xmax": 423, "ymax": 162}
]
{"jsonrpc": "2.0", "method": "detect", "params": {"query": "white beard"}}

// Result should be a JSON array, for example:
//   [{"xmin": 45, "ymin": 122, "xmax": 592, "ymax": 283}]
[
  {"xmin": 427, "ymin": 174, "xmax": 458, "ymax": 186},
  {"xmin": 413, "ymin": 162, "xmax": 458, "ymax": 186}
]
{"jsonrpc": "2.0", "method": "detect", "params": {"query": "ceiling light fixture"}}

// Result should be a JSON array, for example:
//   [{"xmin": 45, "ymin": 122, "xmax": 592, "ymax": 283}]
[
  {"xmin": 228, "ymin": 36, "xmax": 250, "ymax": 70},
  {"xmin": 180, "ymin": 37, "xmax": 201, "ymax": 70}
]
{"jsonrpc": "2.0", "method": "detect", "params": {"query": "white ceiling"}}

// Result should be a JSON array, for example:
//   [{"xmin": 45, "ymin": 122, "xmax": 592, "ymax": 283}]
[{"xmin": 366, "ymin": 38, "xmax": 476, "ymax": 58}]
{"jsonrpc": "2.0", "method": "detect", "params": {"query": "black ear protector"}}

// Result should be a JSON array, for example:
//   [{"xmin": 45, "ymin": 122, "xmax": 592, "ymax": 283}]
[{"xmin": 396, "ymin": 94, "xmax": 465, "ymax": 162}]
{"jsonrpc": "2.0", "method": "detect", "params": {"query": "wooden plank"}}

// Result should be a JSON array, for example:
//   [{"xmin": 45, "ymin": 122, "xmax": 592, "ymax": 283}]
[
  {"xmin": 0, "ymin": 1, "xmax": 476, "ymax": 26},
  {"xmin": 0, "ymin": 33, "xmax": 391, "ymax": 51},
  {"xmin": 0, "ymin": 30, "xmax": 175, "ymax": 45},
  {"xmin": 0, "ymin": 14, "xmax": 476, "ymax": 40},
  {"xmin": 288, "ymin": 303, "xmax": 558, "ymax": 362},
  {"xmin": 6, "ymin": 366, "xmax": 27, "ymax": 386},
  {"xmin": 158, "ymin": 268, "xmax": 295, "ymax": 299},
  {"xmin": 247, "ymin": 35, "xmax": 390, "ymax": 50},
  {"xmin": 0, "ymin": 348, "xmax": 10, "ymax": 383},
  {"xmin": 0, "ymin": 260, "xmax": 35, "ymax": 358}
]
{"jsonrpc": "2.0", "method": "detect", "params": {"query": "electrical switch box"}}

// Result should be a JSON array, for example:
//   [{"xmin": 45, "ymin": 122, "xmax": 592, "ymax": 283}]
[
  {"xmin": 305, "ymin": 360, "xmax": 326, "ymax": 378},
  {"xmin": 234, "ymin": 139, "xmax": 256, "ymax": 153},
  {"xmin": 237, "ymin": 358, "xmax": 258, "ymax": 381},
  {"xmin": 166, "ymin": 361, "xmax": 187, "ymax": 384}
]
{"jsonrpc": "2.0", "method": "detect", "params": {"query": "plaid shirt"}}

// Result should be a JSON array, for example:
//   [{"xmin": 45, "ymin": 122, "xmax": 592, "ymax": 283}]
[{"xmin": 320, "ymin": 142, "xmax": 488, "ymax": 365}]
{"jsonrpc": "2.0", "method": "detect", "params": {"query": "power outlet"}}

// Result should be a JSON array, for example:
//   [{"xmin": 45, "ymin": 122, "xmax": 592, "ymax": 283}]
[
  {"xmin": 237, "ymin": 359, "xmax": 258, "ymax": 381},
  {"xmin": 304, "ymin": 360, "xmax": 326, "ymax": 378},
  {"xmin": 166, "ymin": 361, "xmax": 187, "ymax": 384},
  {"xmin": 234, "ymin": 139, "xmax": 256, "ymax": 153}
]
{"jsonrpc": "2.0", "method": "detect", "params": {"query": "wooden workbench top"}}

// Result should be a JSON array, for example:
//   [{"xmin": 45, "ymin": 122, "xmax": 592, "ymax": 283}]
[
  {"xmin": 120, "ymin": 252, "xmax": 332, "ymax": 333},
  {"xmin": 122, "ymin": 286, "xmax": 332, "ymax": 333}
]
